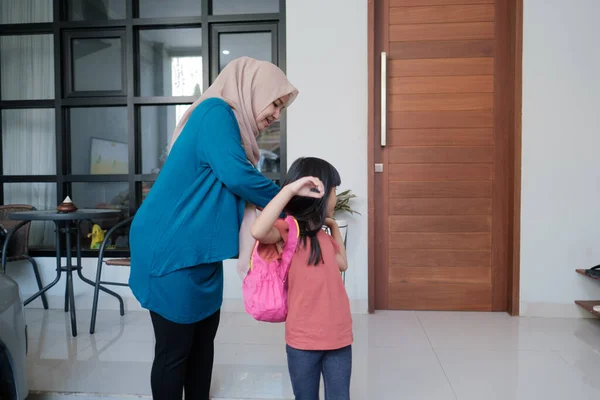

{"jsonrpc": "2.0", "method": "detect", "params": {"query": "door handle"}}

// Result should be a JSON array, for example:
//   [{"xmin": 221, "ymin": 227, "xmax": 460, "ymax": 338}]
[{"xmin": 381, "ymin": 52, "xmax": 387, "ymax": 147}]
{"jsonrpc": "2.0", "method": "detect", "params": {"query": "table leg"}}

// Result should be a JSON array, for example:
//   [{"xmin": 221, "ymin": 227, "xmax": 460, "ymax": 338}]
[
  {"xmin": 64, "ymin": 276, "xmax": 69, "ymax": 312},
  {"xmin": 75, "ymin": 221, "xmax": 125, "ymax": 315},
  {"xmin": 64, "ymin": 222, "xmax": 78, "ymax": 337},
  {"xmin": 23, "ymin": 223, "xmax": 64, "ymax": 306}
]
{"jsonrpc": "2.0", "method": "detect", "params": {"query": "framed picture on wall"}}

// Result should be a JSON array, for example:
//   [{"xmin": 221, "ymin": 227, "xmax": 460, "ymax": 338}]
[{"xmin": 89, "ymin": 138, "xmax": 128, "ymax": 174}]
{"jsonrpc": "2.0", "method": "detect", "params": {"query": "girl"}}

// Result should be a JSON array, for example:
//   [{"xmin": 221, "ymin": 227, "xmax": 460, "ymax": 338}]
[{"xmin": 251, "ymin": 157, "xmax": 353, "ymax": 400}]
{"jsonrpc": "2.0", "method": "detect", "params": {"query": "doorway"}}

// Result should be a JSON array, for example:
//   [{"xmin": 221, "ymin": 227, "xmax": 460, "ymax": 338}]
[{"xmin": 368, "ymin": 0, "xmax": 522, "ymax": 314}]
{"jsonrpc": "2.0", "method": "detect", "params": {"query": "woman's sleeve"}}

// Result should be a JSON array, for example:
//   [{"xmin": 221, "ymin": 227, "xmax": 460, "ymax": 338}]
[{"xmin": 197, "ymin": 104, "xmax": 280, "ymax": 208}]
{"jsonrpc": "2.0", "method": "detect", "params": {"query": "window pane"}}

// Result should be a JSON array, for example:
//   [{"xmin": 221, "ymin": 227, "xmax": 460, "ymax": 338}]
[
  {"xmin": 212, "ymin": 0, "xmax": 279, "ymax": 15},
  {"xmin": 219, "ymin": 32, "xmax": 271, "ymax": 72},
  {"xmin": 66, "ymin": 0, "xmax": 126, "ymax": 21},
  {"xmin": 3, "ymin": 183, "xmax": 57, "ymax": 249},
  {"xmin": 139, "ymin": 28, "xmax": 203, "ymax": 97},
  {"xmin": 139, "ymin": 0, "xmax": 201, "ymax": 18},
  {"xmin": 72, "ymin": 182, "xmax": 129, "ymax": 211},
  {"xmin": 0, "ymin": 35, "xmax": 54, "ymax": 100},
  {"xmin": 69, "ymin": 107, "xmax": 128, "ymax": 175},
  {"xmin": 72, "ymin": 182, "xmax": 130, "ymax": 250},
  {"xmin": 0, "ymin": 0, "xmax": 53, "ymax": 24},
  {"xmin": 72, "ymin": 37, "xmax": 123, "ymax": 92},
  {"xmin": 257, "ymin": 120, "xmax": 280, "ymax": 174},
  {"xmin": 140, "ymin": 105, "xmax": 190, "ymax": 174},
  {"xmin": 2, "ymin": 109, "xmax": 56, "ymax": 175}
]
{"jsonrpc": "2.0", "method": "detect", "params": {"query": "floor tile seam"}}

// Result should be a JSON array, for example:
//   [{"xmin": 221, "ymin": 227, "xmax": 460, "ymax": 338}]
[
  {"xmin": 31, "ymin": 339, "xmax": 98, "ymax": 380},
  {"xmin": 416, "ymin": 312, "xmax": 459, "ymax": 400},
  {"xmin": 553, "ymin": 350, "xmax": 595, "ymax": 379}
]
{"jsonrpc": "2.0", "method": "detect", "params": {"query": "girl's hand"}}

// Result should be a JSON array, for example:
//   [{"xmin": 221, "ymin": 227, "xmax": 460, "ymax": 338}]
[
  {"xmin": 286, "ymin": 177, "xmax": 325, "ymax": 199},
  {"xmin": 324, "ymin": 217, "xmax": 336, "ymax": 229}
]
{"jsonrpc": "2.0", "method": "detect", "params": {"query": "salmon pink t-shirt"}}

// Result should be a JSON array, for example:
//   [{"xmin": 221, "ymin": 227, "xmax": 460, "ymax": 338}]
[{"xmin": 258, "ymin": 219, "xmax": 353, "ymax": 351}]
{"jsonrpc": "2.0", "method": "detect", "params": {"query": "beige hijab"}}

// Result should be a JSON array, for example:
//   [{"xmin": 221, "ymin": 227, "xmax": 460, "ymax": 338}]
[
  {"xmin": 169, "ymin": 57, "xmax": 298, "ymax": 279},
  {"xmin": 169, "ymin": 57, "xmax": 298, "ymax": 164}
]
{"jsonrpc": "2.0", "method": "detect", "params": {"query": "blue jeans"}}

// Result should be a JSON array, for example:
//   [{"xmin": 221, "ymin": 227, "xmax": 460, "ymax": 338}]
[{"xmin": 286, "ymin": 345, "xmax": 352, "ymax": 400}]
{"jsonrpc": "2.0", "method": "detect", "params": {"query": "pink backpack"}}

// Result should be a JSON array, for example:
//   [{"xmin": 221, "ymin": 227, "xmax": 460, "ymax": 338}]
[{"xmin": 242, "ymin": 216, "xmax": 299, "ymax": 323}]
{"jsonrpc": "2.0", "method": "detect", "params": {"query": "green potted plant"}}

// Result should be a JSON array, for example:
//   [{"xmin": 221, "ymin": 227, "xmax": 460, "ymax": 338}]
[
  {"xmin": 331, "ymin": 190, "xmax": 360, "ymax": 284},
  {"xmin": 333, "ymin": 189, "xmax": 360, "ymax": 247}
]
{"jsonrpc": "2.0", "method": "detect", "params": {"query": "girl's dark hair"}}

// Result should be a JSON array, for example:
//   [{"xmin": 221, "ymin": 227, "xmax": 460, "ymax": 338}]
[{"xmin": 283, "ymin": 157, "xmax": 341, "ymax": 266}]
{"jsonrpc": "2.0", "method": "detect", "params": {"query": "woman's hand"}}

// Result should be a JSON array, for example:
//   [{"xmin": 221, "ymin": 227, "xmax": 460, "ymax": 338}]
[{"xmin": 286, "ymin": 176, "xmax": 325, "ymax": 199}]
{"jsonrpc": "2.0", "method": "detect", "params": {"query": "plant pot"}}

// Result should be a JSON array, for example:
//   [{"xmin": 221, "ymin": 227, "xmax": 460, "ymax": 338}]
[
  {"xmin": 333, "ymin": 219, "xmax": 349, "ymax": 284},
  {"xmin": 334, "ymin": 219, "xmax": 348, "ymax": 247}
]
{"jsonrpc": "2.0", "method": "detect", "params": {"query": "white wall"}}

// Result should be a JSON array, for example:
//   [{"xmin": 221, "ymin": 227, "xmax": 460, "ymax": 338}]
[
  {"xmin": 223, "ymin": 0, "xmax": 370, "ymax": 313},
  {"xmin": 8, "ymin": 0, "xmax": 370, "ymax": 314},
  {"xmin": 286, "ymin": 0, "xmax": 368, "ymax": 311},
  {"xmin": 520, "ymin": 0, "xmax": 600, "ymax": 317}
]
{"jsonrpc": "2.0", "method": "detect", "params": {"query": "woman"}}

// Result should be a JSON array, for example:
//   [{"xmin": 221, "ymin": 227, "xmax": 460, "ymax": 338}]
[{"xmin": 128, "ymin": 57, "xmax": 298, "ymax": 400}]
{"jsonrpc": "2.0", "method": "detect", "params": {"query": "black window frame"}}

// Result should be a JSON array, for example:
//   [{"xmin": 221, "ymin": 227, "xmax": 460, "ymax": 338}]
[
  {"xmin": 210, "ymin": 22, "xmax": 278, "ymax": 82},
  {"xmin": 0, "ymin": 0, "xmax": 288, "ymax": 257},
  {"xmin": 63, "ymin": 29, "xmax": 128, "ymax": 97}
]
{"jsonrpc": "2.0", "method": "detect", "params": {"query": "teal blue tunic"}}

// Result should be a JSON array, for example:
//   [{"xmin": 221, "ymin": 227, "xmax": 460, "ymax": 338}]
[{"xmin": 129, "ymin": 98, "xmax": 280, "ymax": 324}]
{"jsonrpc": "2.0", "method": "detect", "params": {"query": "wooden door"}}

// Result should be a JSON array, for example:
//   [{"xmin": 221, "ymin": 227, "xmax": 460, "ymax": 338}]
[{"xmin": 372, "ymin": 0, "xmax": 519, "ymax": 311}]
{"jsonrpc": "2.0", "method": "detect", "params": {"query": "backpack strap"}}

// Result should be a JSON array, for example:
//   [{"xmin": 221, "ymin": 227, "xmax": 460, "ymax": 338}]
[{"xmin": 279, "ymin": 215, "xmax": 300, "ymax": 282}]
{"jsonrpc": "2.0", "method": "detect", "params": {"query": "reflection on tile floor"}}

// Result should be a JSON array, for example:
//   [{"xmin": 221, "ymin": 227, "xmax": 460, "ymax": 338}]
[{"xmin": 25, "ymin": 308, "xmax": 600, "ymax": 400}]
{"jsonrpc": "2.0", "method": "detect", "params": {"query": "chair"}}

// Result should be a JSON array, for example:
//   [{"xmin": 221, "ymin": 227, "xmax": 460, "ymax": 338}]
[
  {"xmin": 0, "ymin": 205, "xmax": 48, "ymax": 309},
  {"xmin": 89, "ymin": 216, "xmax": 133, "ymax": 334}
]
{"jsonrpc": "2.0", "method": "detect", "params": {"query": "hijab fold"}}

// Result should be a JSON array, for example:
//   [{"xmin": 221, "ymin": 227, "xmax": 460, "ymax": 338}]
[
  {"xmin": 168, "ymin": 57, "xmax": 298, "ymax": 279},
  {"xmin": 170, "ymin": 57, "xmax": 298, "ymax": 164}
]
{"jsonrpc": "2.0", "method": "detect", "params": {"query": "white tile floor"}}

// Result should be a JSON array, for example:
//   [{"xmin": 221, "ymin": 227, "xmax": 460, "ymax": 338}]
[{"xmin": 24, "ymin": 308, "xmax": 600, "ymax": 400}]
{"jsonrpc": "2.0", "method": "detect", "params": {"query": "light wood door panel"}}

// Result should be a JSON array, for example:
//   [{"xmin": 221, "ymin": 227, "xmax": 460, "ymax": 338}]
[
  {"xmin": 389, "ymin": 198, "xmax": 492, "ymax": 215},
  {"xmin": 390, "ymin": 233, "xmax": 492, "ymax": 250},
  {"xmin": 374, "ymin": 0, "xmax": 513, "ymax": 312},
  {"xmin": 390, "ymin": 4, "xmax": 495, "ymax": 25},
  {"xmin": 390, "ymin": 0, "xmax": 494, "ymax": 6},
  {"xmin": 390, "ymin": 267, "xmax": 491, "ymax": 285},
  {"xmin": 389, "ymin": 249, "xmax": 491, "ymax": 268},
  {"xmin": 390, "ymin": 75, "xmax": 494, "ymax": 94},
  {"xmin": 390, "ymin": 181, "xmax": 493, "ymax": 198},
  {"xmin": 390, "ymin": 22, "xmax": 495, "ymax": 42},
  {"xmin": 390, "ymin": 58, "xmax": 494, "ymax": 76},
  {"xmin": 390, "ymin": 39, "xmax": 495, "ymax": 59},
  {"xmin": 389, "ymin": 146, "xmax": 494, "ymax": 163},
  {"xmin": 389, "ymin": 93, "xmax": 494, "ymax": 111},
  {"xmin": 389, "ymin": 216, "xmax": 492, "ymax": 233},
  {"xmin": 387, "ymin": 128, "xmax": 494, "ymax": 147},
  {"xmin": 388, "ymin": 283, "xmax": 492, "ymax": 311},
  {"xmin": 389, "ymin": 110, "xmax": 494, "ymax": 129},
  {"xmin": 389, "ymin": 164, "xmax": 493, "ymax": 181}
]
